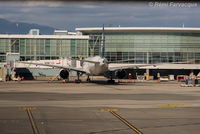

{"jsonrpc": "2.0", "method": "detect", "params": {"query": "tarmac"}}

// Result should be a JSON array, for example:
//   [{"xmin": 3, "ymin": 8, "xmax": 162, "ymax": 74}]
[{"xmin": 0, "ymin": 78, "xmax": 200, "ymax": 134}]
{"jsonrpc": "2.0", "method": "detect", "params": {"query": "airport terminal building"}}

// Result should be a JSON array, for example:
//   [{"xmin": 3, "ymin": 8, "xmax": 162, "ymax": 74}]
[
  {"xmin": 76, "ymin": 27, "xmax": 200, "ymax": 64},
  {"xmin": 1, "ymin": 27, "xmax": 200, "ymax": 64},
  {"xmin": 1, "ymin": 27, "xmax": 200, "ymax": 78},
  {"xmin": 0, "ymin": 29, "xmax": 89, "ymax": 62}
]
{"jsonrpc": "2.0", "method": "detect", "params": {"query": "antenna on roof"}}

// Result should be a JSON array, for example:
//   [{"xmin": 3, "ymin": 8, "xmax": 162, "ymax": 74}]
[{"xmin": 182, "ymin": 23, "xmax": 184, "ymax": 28}]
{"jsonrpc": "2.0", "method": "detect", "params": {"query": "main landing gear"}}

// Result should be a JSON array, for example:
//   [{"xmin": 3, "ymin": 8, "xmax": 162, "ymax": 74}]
[
  {"xmin": 74, "ymin": 73, "xmax": 91, "ymax": 83},
  {"xmin": 107, "ymin": 72, "xmax": 115, "ymax": 84},
  {"xmin": 107, "ymin": 79, "xmax": 115, "ymax": 84},
  {"xmin": 75, "ymin": 72, "xmax": 82, "ymax": 83}
]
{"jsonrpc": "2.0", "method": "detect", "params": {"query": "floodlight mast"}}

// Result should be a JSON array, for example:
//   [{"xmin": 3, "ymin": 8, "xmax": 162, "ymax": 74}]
[{"xmin": 100, "ymin": 24, "xmax": 105, "ymax": 58}]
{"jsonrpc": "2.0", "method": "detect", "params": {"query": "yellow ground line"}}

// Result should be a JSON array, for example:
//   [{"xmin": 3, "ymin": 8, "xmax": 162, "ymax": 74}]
[
  {"xmin": 26, "ymin": 109, "xmax": 39, "ymax": 134},
  {"xmin": 110, "ymin": 111, "xmax": 143, "ymax": 134},
  {"xmin": 19, "ymin": 107, "xmax": 37, "ymax": 110},
  {"xmin": 20, "ymin": 107, "xmax": 39, "ymax": 134},
  {"xmin": 160, "ymin": 104, "xmax": 189, "ymax": 108},
  {"xmin": 100, "ymin": 109, "xmax": 119, "ymax": 112}
]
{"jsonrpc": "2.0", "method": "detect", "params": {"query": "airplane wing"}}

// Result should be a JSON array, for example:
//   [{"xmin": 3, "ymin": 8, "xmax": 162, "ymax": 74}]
[
  {"xmin": 109, "ymin": 61, "xmax": 194, "ymax": 71},
  {"xmin": 108, "ymin": 58, "xmax": 135, "ymax": 63},
  {"xmin": 18, "ymin": 61, "xmax": 86, "ymax": 73},
  {"xmin": 108, "ymin": 64, "xmax": 156, "ymax": 71},
  {"xmin": 81, "ymin": 60, "xmax": 100, "ymax": 64}
]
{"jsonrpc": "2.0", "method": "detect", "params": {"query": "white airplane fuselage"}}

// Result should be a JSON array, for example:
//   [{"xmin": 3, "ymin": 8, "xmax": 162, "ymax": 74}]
[{"xmin": 82, "ymin": 56, "xmax": 108, "ymax": 75}]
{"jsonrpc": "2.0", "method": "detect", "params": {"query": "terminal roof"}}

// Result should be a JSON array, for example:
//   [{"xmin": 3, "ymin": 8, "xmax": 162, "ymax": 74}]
[
  {"xmin": 0, "ymin": 34, "xmax": 89, "ymax": 39},
  {"xmin": 76, "ymin": 27, "xmax": 200, "ymax": 33}
]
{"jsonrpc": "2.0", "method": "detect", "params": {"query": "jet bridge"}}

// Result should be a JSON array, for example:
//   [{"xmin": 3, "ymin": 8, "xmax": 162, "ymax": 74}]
[{"xmin": 5, "ymin": 53, "xmax": 82, "ymax": 80}]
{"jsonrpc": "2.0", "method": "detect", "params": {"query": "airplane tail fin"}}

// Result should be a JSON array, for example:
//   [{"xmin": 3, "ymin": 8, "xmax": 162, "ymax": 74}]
[{"xmin": 100, "ymin": 24, "xmax": 105, "ymax": 58}]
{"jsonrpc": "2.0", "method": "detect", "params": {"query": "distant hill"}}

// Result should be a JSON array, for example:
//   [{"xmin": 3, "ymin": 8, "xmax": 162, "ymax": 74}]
[{"xmin": 0, "ymin": 18, "xmax": 55, "ymax": 35}]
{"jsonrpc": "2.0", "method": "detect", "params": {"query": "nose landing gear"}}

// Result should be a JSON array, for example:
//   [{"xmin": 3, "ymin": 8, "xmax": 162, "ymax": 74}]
[{"xmin": 87, "ymin": 75, "xmax": 91, "ymax": 82}]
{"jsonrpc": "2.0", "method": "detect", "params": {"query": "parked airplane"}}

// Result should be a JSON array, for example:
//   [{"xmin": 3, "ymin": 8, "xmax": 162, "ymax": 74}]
[{"xmin": 18, "ymin": 25, "xmax": 154, "ymax": 83}]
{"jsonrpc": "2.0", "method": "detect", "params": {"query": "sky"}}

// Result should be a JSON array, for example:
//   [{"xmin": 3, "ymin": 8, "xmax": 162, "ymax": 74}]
[{"xmin": 0, "ymin": 1, "xmax": 200, "ymax": 31}]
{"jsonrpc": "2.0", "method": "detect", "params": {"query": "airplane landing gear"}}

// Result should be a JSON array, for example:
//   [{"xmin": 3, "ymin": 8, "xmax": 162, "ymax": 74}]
[
  {"xmin": 107, "ymin": 79, "xmax": 115, "ymax": 84},
  {"xmin": 86, "ymin": 75, "xmax": 91, "ymax": 82},
  {"xmin": 75, "ymin": 79, "xmax": 82, "ymax": 83},
  {"xmin": 75, "ymin": 72, "xmax": 82, "ymax": 83},
  {"xmin": 107, "ymin": 72, "xmax": 115, "ymax": 84}
]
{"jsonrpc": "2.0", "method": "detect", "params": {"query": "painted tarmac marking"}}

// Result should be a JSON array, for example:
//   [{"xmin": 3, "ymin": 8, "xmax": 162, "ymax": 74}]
[
  {"xmin": 160, "ymin": 104, "xmax": 189, "ymax": 108},
  {"xmin": 110, "ymin": 111, "xmax": 143, "ymax": 134},
  {"xmin": 20, "ymin": 107, "xmax": 39, "ymax": 134},
  {"xmin": 19, "ymin": 107, "xmax": 37, "ymax": 110},
  {"xmin": 101, "ymin": 109, "xmax": 143, "ymax": 134},
  {"xmin": 100, "ymin": 109, "xmax": 119, "ymax": 112}
]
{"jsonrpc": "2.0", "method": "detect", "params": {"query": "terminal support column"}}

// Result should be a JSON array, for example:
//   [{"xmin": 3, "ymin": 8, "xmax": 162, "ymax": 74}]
[
  {"xmin": 146, "ymin": 68, "xmax": 149, "ymax": 80},
  {"xmin": 146, "ymin": 52, "xmax": 149, "ymax": 80}
]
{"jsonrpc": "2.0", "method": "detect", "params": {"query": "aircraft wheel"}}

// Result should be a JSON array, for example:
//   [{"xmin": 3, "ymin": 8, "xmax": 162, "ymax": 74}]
[
  {"xmin": 75, "ymin": 79, "xmax": 81, "ymax": 83},
  {"xmin": 107, "ymin": 80, "xmax": 115, "ymax": 84},
  {"xmin": 87, "ymin": 78, "xmax": 91, "ymax": 82}
]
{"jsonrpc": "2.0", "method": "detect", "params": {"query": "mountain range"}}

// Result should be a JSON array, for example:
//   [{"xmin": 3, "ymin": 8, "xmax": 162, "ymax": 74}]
[{"xmin": 0, "ymin": 18, "xmax": 55, "ymax": 35}]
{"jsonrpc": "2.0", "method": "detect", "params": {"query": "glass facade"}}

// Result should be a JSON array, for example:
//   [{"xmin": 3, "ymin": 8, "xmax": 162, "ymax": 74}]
[
  {"xmin": 85, "ymin": 32, "xmax": 200, "ymax": 64},
  {"xmin": 1, "ymin": 28, "xmax": 200, "ymax": 65},
  {"xmin": 0, "ymin": 37, "xmax": 88, "ymax": 62}
]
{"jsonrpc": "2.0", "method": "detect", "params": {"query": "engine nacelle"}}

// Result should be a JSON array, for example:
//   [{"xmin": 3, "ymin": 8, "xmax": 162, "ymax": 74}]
[
  {"xmin": 59, "ymin": 69, "xmax": 69, "ymax": 79},
  {"xmin": 104, "ymin": 70, "xmax": 113, "ymax": 79},
  {"xmin": 116, "ymin": 70, "xmax": 126, "ymax": 79}
]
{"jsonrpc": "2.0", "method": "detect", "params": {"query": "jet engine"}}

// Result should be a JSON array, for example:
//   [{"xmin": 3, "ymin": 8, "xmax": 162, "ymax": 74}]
[
  {"xmin": 59, "ymin": 69, "xmax": 69, "ymax": 79},
  {"xmin": 115, "ymin": 70, "xmax": 126, "ymax": 79}
]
